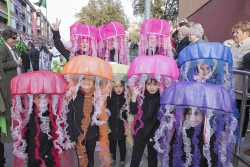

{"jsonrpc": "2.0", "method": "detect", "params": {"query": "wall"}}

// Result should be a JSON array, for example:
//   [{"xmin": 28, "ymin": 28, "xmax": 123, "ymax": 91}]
[{"xmin": 186, "ymin": 0, "xmax": 250, "ymax": 43}]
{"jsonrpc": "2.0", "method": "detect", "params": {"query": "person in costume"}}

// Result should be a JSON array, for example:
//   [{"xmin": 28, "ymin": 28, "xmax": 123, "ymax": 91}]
[
  {"xmin": 127, "ymin": 55, "xmax": 179, "ymax": 167},
  {"xmin": 107, "ymin": 63, "xmax": 130, "ymax": 167},
  {"xmin": 98, "ymin": 22, "xmax": 129, "ymax": 64},
  {"xmin": 61, "ymin": 55, "xmax": 112, "ymax": 167},
  {"xmin": 51, "ymin": 19, "xmax": 98, "ymax": 60},
  {"xmin": 139, "ymin": 18, "xmax": 173, "ymax": 57},
  {"xmin": 10, "ymin": 71, "xmax": 72, "ymax": 167}
]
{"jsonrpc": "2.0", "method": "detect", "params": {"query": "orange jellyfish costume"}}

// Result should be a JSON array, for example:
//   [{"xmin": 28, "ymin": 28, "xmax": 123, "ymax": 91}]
[
  {"xmin": 10, "ymin": 71, "xmax": 72, "ymax": 167},
  {"xmin": 61, "ymin": 55, "xmax": 113, "ymax": 167}
]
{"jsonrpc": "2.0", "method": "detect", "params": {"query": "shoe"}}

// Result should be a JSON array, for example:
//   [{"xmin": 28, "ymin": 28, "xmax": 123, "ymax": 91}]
[
  {"xmin": 119, "ymin": 161, "xmax": 125, "ymax": 167},
  {"xmin": 112, "ymin": 160, "xmax": 117, "ymax": 167},
  {"xmin": 245, "ymin": 149, "xmax": 250, "ymax": 156}
]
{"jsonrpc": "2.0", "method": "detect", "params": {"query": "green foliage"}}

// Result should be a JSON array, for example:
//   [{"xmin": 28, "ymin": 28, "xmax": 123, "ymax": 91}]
[
  {"xmin": 15, "ymin": 40, "xmax": 27, "ymax": 53},
  {"xmin": 76, "ymin": 0, "xmax": 129, "ymax": 29}
]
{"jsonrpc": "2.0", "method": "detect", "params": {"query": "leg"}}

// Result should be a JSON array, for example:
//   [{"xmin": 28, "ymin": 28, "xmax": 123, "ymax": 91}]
[
  {"xmin": 118, "ymin": 139, "xmax": 126, "ymax": 161},
  {"xmin": 0, "ymin": 129, "xmax": 5, "ymax": 167},
  {"xmin": 130, "ymin": 142, "xmax": 145, "ymax": 167},
  {"xmin": 109, "ymin": 139, "xmax": 117, "ymax": 160},
  {"xmin": 237, "ymin": 99, "xmax": 249, "ymax": 137},
  {"xmin": 147, "ymin": 144, "xmax": 158, "ymax": 167},
  {"xmin": 85, "ymin": 137, "xmax": 97, "ymax": 167},
  {"xmin": 45, "ymin": 160, "xmax": 56, "ymax": 167},
  {"xmin": 27, "ymin": 161, "xmax": 41, "ymax": 167}
]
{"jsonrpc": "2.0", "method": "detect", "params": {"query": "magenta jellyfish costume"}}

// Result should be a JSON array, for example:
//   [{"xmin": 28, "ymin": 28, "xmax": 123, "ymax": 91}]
[
  {"xmin": 69, "ymin": 22, "xmax": 98, "ymax": 57},
  {"xmin": 178, "ymin": 42, "xmax": 239, "ymax": 119},
  {"xmin": 154, "ymin": 81, "xmax": 237, "ymax": 167},
  {"xmin": 127, "ymin": 55, "xmax": 179, "ymax": 135},
  {"xmin": 10, "ymin": 71, "xmax": 72, "ymax": 167},
  {"xmin": 139, "ymin": 18, "xmax": 173, "ymax": 57},
  {"xmin": 98, "ymin": 22, "xmax": 129, "ymax": 64}
]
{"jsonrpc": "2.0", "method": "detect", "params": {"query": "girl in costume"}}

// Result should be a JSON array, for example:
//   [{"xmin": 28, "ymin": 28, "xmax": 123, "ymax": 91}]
[
  {"xmin": 107, "ymin": 63, "xmax": 130, "ymax": 167},
  {"xmin": 127, "ymin": 55, "xmax": 179, "ymax": 167},
  {"xmin": 10, "ymin": 71, "xmax": 72, "ymax": 167},
  {"xmin": 98, "ymin": 22, "xmax": 129, "ymax": 64},
  {"xmin": 154, "ymin": 81, "xmax": 237, "ymax": 167},
  {"xmin": 52, "ymin": 19, "xmax": 98, "ymax": 60},
  {"xmin": 139, "ymin": 18, "xmax": 173, "ymax": 57},
  {"xmin": 61, "ymin": 55, "xmax": 112, "ymax": 167}
]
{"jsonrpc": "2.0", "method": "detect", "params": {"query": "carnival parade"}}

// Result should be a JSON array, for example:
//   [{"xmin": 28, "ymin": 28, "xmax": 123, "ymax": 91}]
[{"xmin": 0, "ymin": 0, "xmax": 250, "ymax": 167}]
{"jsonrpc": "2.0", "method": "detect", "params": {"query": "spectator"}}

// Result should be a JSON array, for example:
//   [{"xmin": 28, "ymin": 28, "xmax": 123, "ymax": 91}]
[
  {"xmin": 0, "ymin": 28, "xmax": 21, "ymax": 167},
  {"xmin": 27, "ymin": 41, "xmax": 40, "ymax": 71},
  {"xmin": 188, "ymin": 25, "xmax": 205, "ymax": 43},
  {"xmin": 230, "ymin": 21, "xmax": 250, "ymax": 147},
  {"xmin": 195, "ymin": 23, "xmax": 209, "ymax": 42},
  {"xmin": 174, "ymin": 26, "xmax": 190, "ymax": 59}
]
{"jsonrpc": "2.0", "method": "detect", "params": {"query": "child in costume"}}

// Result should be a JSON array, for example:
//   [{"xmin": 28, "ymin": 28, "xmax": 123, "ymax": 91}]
[
  {"xmin": 127, "ymin": 55, "xmax": 179, "ymax": 167},
  {"xmin": 10, "ymin": 71, "xmax": 72, "ymax": 167},
  {"xmin": 107, "ymin": 63, "xmax": 130, "ymax": 167},
  {"xmin": 154, "ymin": 81, "xmax": 237, "ymax": 167},
  {"xmin": 98, "ymin": 22, "xmax": 129, "ymax": 64},
  {"xmin": 139, "ymin": 18, "xmax": 173, "ymax": 57},
  {"xmin": 61, "ymin": 55, "xmax": 112, "ymax": 167}
]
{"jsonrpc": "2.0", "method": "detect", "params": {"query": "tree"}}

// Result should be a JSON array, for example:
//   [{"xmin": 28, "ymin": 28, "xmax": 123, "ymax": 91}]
[
  {"xmin": 76, "ymin": 0, "xmax": 129, "ymax": 29},
  {"xmin": 131, "ymin": 0, "xmax": 179, "ymax": 25}
]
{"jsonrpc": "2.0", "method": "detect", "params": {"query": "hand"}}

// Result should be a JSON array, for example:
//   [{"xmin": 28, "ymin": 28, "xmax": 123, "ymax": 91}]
[
  {"xmin": 16, "ymin": 60, "xmax": 22, "ymax": 65},
  {"xmin": 131, "ymin": 86, "xmax": 140, "ymax": 102},
  {"xmin": 24, "ymin": 156, "xmax": 28, "ymax": 163},
  {"xmin": 71, "ymin": 142, "xmax": 76, "ymax": 148},
  {"xmin": 52, "ymin": 18, "xmax": 61, "ymax": 31}
]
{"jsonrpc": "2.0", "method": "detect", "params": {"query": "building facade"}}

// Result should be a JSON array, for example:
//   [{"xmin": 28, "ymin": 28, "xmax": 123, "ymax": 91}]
[
  {"xmin": 0, "ymin": 0, "xmax": 51, "ymax": 46},
  {"xmin": 179, "ymin": 0, "xmax": 250, "ymax": 43}
]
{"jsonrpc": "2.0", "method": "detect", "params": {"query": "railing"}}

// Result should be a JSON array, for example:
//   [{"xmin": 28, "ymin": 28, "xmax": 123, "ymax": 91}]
[{"xmin": 233, "ymin": 69, "xmax": 250, "ymax": 167}]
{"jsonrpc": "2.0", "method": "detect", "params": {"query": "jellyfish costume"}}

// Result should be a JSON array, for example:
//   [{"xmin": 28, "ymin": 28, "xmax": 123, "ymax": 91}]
[
  {"xmin": 61, "ymin": 55, "xmax": 113, "ymax": 167},
  {"xmin": 98, "ymin": 22, "xmax": 129, "ymax": 64},
  {"xmin": 178, "ymin": 42, "xmax": 239, "ymax": 119},
  {"xmin": 154, "ymin": 81, "xmax": 238, "ymax": 167},
  {"xmin": 69, "ymin": 22, "xmax": 99, "ymax": 57},
  {"xmin": 10, "ymin": 71, "xmax": 72, "ymax": 167},
  {"xmin": 127, "ymin": 55, "xmax": 179, "ymax": 136},
  {"xmin": 139, "ymin": 18, "xmax": 173, "ymax": 57}
]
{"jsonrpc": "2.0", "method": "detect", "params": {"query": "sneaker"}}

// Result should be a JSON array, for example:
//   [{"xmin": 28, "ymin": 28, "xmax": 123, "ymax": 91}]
[
  {"xmin": 120, "ymin": 161, "xmax": 125, "ymax": 167},
  {"xmin": 112, "ymin": 160, "xmax": 117, "ymax": 167}
]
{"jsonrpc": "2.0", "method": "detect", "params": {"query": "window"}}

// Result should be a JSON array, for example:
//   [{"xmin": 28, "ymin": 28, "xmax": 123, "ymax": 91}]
[
  {"xmin": 10, "ymin": 0, "xmax": 15, "ymax": 12},
  {"xmin": 26, "ymin": 4, "xmax": 30, "ymax": 12},
  {"xmin": 23, "ymin": 25, "xmax": 26, "ymax": 32},
  {"xmin": 28, "ymin": 27, "xmax": 31, "ymax": 35},
  {"xmin": 10, "ymin": 17, "xmax": 16, "ymax": 29},
  {"xmin": 27, "ymin": 15, "xmax": 30, "ymax": 23}
]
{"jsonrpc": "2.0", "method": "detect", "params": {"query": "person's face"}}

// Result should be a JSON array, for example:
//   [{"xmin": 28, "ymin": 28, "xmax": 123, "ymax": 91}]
[
  {"xmin": 145, "ymin": 79, "xmax": 159, "ymax": 94},
  {"xmin": 185, "ymin": 109, "xmax": 203, "ymax": 127},
  {"xmin": 80, "ymin": 77, "xmax": 94, "ymax": 92},
  {"xmin": 189, "ymin": 34, "xmax": 198, "ymax": 43},
  {"xmin": 233, "ymin": 28, "xmax": 249, "ymax": 43},
  {"xmin": 106, "ymin": 38, "xmax": 114, "ymax": 50},
  {"xmin": 33, "ymin": 94, "xmax": 49, "ymax": 110},
  {"xmin": 148, "ymin": 35, "xmax": 157, "ymax": 48},
  {"xmin": 113, "ymin": 81, "xmax": 125, "ymax": 95},
  {"xmin": 6, "ymin": 35, "xmax": 17, "ymax": 47},
  {"xmin": 80, "ymin": 38, "xmax": 89, "ymax": 52},
  {"xmin": 177, "ymin": 32, "xmax": 185, "ymax": 41},
  {"xmin": 199, "ymin": 64, "xmax": 210, "ymax": 78}
]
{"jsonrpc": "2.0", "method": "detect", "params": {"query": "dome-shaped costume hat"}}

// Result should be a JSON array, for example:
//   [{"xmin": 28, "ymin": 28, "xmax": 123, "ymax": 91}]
[
  {"xmin": 61, "ymin": 55, "xmax": 112, "ymax": 167},
  {"xmin": 10, "ymin": 71, "xmax": 71, "ymax": 167},
  {"xmin": 139, "ymin": 18, "xmax": 173, "ymax": 57},
  {"xmin": 154, "ymin": 81, "xmax": 237, "ymax": 167},
  {"xmin": 98, "ymin": 22, "xmax": 129, "ymax": 65},
  {"xmin": 127, "ymin": 55, "xmax": 179, "ymax": 135}
]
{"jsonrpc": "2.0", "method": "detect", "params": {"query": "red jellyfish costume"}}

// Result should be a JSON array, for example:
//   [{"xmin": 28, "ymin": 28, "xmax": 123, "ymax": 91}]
[{"xmin": 10, "ymin": 71, "xmax": 73, "ymax": 167}]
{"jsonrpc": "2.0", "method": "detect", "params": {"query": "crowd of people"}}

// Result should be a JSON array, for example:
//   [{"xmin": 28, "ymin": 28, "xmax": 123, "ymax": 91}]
[{"xmin": 0, "ymin": 17, "xmax": 249, "ymax": 167}]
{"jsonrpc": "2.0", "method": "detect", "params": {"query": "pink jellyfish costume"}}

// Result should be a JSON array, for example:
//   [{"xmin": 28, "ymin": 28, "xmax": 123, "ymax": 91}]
[
  {"xmin": 98, "ymin": 22, "xmax": 129, "ymax": 65},
  {"xmin": 10, "ymin": 71, "xmax": 72, "ymax": 167},
  {"xmin": 127, "ymin": 55, "xmax": 179, "ymax": 135},
  {"xmin": 69, "ymin": 22, "xmax": 98, "ymax": 57},
  {"xmin": 139, "ymin": 18, "xmax": 173, "ymax": 57}
]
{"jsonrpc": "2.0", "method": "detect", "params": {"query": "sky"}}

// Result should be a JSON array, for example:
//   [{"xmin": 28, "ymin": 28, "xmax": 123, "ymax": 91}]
[{"xmin": 30, "ymin": 0, "xmax": 134, "ymax": 41}]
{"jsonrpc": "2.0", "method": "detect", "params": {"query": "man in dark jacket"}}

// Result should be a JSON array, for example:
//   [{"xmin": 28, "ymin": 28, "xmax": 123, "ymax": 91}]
[{"xmin": 27, "ymin": 42, "xmax": 40, "ymax": 71}]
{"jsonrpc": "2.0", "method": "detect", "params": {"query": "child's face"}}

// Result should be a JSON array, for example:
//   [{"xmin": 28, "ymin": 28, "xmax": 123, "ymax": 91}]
[
  {"xmin": 199, "ymin": 64, "xmax": 210, "ymax": 78},
  {"xmin": 185, "ymin": 109, "xmax": 203, "ymax": 127},
  {"xmin": 80, "ymin": 77, "xmax": 94, "ymax": 92},
  {"xmin": 148, "ymin": 35, "xmax": 157, "ymax": 48},
  {"xmin": 33, "ymin": 94, "xmax": 49, "ymax": 110},
  {"xmin": 80, "ymin": 39, "xmax": 89, "ymax": 52},
  {"xmin": 145, "ymin": 79, "xmax": 159, "ymax": 94},
  {"xmin": 113, "ymin": 81, "xmax": 124, "ymax": 95}
]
